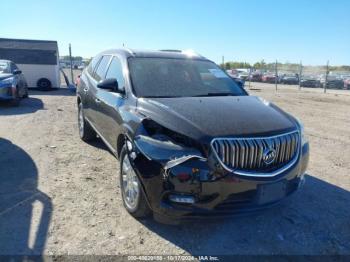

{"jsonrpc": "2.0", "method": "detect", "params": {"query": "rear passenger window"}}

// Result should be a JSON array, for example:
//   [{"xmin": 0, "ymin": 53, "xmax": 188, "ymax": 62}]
[
  {"xmin": 105, "ymin": 57, "xmax": 125, "ymax": 89},
  {"xmin": 94, "ymin": 55, "xmax": 111, "ymax": 81},
  {"xmin": 87, "ymin": 55, "xmax": 101, "ymax": 76}
]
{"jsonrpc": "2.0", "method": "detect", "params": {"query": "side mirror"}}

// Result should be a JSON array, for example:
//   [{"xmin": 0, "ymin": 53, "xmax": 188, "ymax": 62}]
[
  {"xmin": 13, "ymin": 69, "xmax": 22, "ymax": 75},
  {"xmin": 97, "ymin": 78, "xmax": 124, "ymax": 93}
]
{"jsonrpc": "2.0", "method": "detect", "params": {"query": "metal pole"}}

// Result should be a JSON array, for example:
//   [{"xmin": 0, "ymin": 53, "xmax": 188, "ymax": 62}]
[
  {"xmin": 275, "ymin": 59, "xmax": 278, "ymax": 91},
  {"xmin": 324, "ymin": 60, "xmax": 329, "ymax": 93},
  {"xmin": 298, "ymin": 60, "xmax": 302, "ymax": 90},
  {"xmin": 69, "ymin": 43, "xmax": 74, "ymax": 85}
]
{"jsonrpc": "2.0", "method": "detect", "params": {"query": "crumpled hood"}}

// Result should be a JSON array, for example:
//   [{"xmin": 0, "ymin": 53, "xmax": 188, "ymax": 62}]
[
  {"xmin": 137, "ymin": 96, "xmax": 297, "ymax": 142},
  {"xmin": 0, "ymin": 73, "xmax": 13, "ymax": 82}
]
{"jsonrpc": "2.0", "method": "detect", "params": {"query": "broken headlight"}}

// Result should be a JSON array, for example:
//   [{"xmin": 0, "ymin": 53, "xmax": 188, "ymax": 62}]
[
  {"xmin": 133, "ymin": 119, "xmax": 206, "ymax": 169},
  {"xmin": 296, "ymin": 118, "xmax": 308, "ymax": 146}
]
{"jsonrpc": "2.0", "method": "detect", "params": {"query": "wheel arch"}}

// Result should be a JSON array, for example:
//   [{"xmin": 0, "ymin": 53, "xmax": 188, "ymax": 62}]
[
  {"xmin": 117, "ymin": 134, "xmax": 127, "ymax": 159},
  {"xmin": 77, "ymin": 95, "xmax": 81, "ymax": 105}
]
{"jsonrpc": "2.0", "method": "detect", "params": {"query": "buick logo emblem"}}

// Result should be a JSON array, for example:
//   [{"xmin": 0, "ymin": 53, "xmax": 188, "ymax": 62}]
[{"xmin": 263, "ymin": 148, "xmax": 276, "ymax": 165}]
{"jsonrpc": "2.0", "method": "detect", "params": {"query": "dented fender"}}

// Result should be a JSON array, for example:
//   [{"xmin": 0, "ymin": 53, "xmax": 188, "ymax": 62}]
[{"xmin": 133, "ymin": 135, "xmax": 207, "ymax": 169}]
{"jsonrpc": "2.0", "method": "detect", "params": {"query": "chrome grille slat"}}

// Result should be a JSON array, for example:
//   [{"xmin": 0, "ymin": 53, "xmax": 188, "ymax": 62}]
[
  {"xmin": 211, "ymin": 131, "xmax": 300, "ymax": 176},
  {"xmin": 229, "ymin": 140, "xmax": 236, "ymax": 167},
  {"xmin": 240, "ymin": 140, "xmax": 245, "ymax": 168},
  {"xmin": 285, "ymin": 135, "xmax": 290, "ymax": 161}
]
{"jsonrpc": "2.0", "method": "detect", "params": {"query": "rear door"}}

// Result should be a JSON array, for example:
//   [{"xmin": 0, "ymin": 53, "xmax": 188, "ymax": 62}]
[
  {"xmin": 82, "ymin": 55, "xmax": 102, "ymax": 123},
  {"xmin": 89, "ymin": 55, "xmax": 112, "ymax": 136},
  {"xmin": 95, "ymin": 56, "xmax": 126, "ymax": 149}
]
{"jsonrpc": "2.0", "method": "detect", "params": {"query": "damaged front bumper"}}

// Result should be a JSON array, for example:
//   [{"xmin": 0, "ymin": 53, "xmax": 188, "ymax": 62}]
[{"xmin": 130, "ymin": 134, "xmax": 310, "ymax": 224}]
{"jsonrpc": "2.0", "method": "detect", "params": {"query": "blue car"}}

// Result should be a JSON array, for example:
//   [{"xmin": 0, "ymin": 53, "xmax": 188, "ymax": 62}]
[{"xmin": 0, "ymin": 60, "xmax": 28, "ymax": 106}]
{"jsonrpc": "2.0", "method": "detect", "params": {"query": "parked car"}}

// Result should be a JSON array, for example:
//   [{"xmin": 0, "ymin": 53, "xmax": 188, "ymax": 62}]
[
  {"xmin": 226, "ymin": 69, "xmax": 249, "ymax": 81},
  {"xmin": 0, "ymin": 60, "xmax": 28, "ymax": 106},
  {"xmin": 300, "ymin": 76, "xmax": 321, "ymax": 88},
  {"xmin": 320, "ymin": 76, "xmax": 344, "ymax": 89},
  {"xmin": 230, "ymin": 76, "xmax": 245, "ymax": 88},
  {"xmin": 77, "ymin": 49, "xmax": 309, "ymax": 224},
  {"xmin": 343, "ymin": 78, "xmax": 350, "ymax": 90},
  {"xmin": 262, "ymin": 74, "xmax": 277, "ymax": 83},
  {"xmin": 75, "ymin": 74, "xmax": 81, "ymax": 86},
  {"xmin": 280, "ymin": 74, "xmax": 299, "ymax": 85},
  {"xmin": 249, "ymin": 72, "xmax": 263, "ymax": 82},
  {"xmin": 236, "ymin": 70, "xmax": 249, "ymax": 80}
]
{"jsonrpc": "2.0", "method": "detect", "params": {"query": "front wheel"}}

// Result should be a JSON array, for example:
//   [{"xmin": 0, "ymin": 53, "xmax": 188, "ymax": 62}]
[
  {"xmin": 120, "ymin": 146, "xmax": 151, "ymax": 218},
  {"xmin": 22, "ymin": 85, "xmax": 29, "ymax": 98},
  {"xmin": 10, "ymin": 88, "xmax": 20, "ymax": 106}
]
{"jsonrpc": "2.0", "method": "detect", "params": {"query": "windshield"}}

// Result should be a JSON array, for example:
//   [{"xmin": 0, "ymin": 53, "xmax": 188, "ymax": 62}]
[
  {"xmin": 129, "ymin": 58, "xmax": 246, "ymax": 98},
  {"xmin": 0, "ymin": 62, "xmax": 10, "ymax": 74}
]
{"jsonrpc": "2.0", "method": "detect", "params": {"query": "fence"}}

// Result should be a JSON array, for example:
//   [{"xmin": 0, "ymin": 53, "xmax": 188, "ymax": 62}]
[{"xmin": 223, "ymin": 60, "xmax": 350, "ymax": 93}]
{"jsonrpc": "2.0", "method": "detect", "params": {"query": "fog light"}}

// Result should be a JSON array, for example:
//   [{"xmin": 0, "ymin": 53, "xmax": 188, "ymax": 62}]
[{"xmin": 169, "ymin": 194, "xmax": 195, "ymax": 204}]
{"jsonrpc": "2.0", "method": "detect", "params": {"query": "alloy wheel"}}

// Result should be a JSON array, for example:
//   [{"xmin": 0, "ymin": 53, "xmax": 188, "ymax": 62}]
[{"xmin": 121, "ymin": 154, "xmax": 140, "ymax": 210}]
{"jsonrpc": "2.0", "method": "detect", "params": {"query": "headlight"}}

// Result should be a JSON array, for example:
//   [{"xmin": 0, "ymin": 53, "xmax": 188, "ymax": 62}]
[
  {"xmin": 0, "ymin": 77, "xmax": 14, "ymax": 87},
  {"xmin": 133, "ymin": 119, "xmax": 206, "ymax": 169},
  {"xmin": 297, "ymin": 118, "xmax": 308, "ymax": 146}
]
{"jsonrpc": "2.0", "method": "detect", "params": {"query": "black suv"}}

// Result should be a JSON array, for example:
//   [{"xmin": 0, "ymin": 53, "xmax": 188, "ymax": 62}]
[{"xmin": 77, "ymin": 49, "xmax": 309, "ymax": 224}]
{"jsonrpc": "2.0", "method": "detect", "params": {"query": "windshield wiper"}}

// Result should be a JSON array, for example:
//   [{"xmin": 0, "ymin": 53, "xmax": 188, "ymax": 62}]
[{"xmin": 192, "ymin": 93, "xmax": 238, "ymax": 97}]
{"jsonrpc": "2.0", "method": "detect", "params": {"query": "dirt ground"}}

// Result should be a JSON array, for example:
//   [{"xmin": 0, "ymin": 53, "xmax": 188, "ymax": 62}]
[{"xmin": 0, "ymin": 81, "xmax": 349, "ymax": 255}]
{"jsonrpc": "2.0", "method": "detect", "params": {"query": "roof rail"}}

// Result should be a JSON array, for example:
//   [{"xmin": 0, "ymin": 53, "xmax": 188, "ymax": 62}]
[
  {"xmin": 159, "ymin": 49, "xmax": 182, "ymax": 53},
  {"xmin": 123, "ymin": 47, "xmax": 134, "ymax": 55},
  {"xmin": 181, "ymin": 49, "xmax": 202, "ymax": 57},
  {"xmin": 159, "ymin": 49, "xmax": 202, "ymax": 57}
]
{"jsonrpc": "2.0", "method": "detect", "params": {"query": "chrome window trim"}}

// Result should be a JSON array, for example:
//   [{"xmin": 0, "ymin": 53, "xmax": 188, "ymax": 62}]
[{"xmin": 210, "ymin": 130, "xmax": 301, "ymax": 177}]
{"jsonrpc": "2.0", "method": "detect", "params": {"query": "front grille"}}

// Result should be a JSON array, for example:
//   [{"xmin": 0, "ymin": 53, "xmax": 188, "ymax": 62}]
[{"xmin": 211, "ymin": 130, "xmax": 300, "ymax": 175}]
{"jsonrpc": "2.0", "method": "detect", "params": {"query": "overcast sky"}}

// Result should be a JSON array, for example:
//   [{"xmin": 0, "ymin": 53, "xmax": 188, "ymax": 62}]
[{"xmin": 2, "ymin": 0, "xmax": 349, "ymax": 65}]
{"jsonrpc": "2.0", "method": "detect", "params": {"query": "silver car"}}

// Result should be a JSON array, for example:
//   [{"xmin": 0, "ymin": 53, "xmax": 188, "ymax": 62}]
[{"xmin": 0, "ymin": 60, "xmax": 28, "ymax": 106}]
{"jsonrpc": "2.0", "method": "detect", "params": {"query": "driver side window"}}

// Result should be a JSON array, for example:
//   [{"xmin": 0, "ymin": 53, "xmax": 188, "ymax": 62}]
[{"xmin": 105, "ymin": 57, "xmax": 125, "ymax": 90}]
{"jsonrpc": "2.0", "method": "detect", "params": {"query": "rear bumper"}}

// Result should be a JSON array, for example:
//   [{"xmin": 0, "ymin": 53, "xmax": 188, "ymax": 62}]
[{"xmin": 133, "ymin": 142, "xmax": 310, "ymax": 223}]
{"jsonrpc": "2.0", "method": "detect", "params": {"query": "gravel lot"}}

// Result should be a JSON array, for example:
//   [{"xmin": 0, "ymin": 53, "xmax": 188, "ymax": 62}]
[{"xmin": 0, "ymin": 81, "xmax": 349, "ymax": 255}]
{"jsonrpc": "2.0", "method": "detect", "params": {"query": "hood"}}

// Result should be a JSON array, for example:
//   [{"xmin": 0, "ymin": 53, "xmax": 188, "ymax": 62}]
[
  {"xmin": 137, "ymin": 96, "xmax": 297, "ymax": 142},
  {"xmin": 0, "ymin": 73, "xmax": 13, "ymax": 81}
]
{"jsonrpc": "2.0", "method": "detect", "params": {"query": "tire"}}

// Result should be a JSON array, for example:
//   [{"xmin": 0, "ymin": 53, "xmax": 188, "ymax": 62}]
[
  {"xmin": 78, "ymin": 102, "xmax": 96, "ymax": 141},
  {"xmin": 10, "ymin": 88, "xmax": 20, "ymax": 106},
  {"xmin": 37, "ymin": 78, "xmax": 52, "ymax": 91},
  {"xmin": 119, "ymin": 145, "xmax": 151, "ymax": 218},
  {"xmin": 22, "ymin": 85, "xmax": 29, "ymax": 98}
]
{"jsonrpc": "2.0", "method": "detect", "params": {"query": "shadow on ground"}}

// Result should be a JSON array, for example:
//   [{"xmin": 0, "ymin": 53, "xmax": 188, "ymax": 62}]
[
  {"xmin": 0, "ymin": 97, "xmax": 44, "ymax": 115},
  {"xmin": 29, "ymin": 87, "xmax": 76, "ymax": 97},
  {"xmin": 0, "ymin": 138, "xmax": 52, "ymax": 255},
  {"xmin": 86, "ymin": 137, "xmax": 115, "ymax": 156},
  {"xmin": 141, "ymin": 175, "xmax": 350, "ymax": 255}
]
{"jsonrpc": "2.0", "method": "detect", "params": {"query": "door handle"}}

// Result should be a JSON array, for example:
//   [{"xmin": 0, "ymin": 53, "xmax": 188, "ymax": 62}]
[
  {"xmin": 83, "ymin": 88, "xmax": 88, "ymax": 92},
  {"xmin": 95, "ymin": 98, "xmax": 101, "ymax": 103}
]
